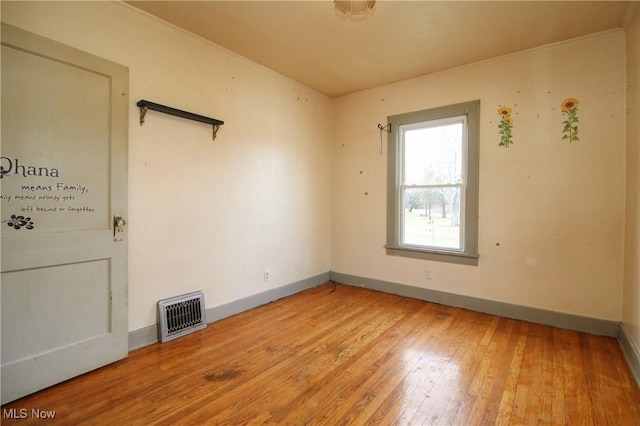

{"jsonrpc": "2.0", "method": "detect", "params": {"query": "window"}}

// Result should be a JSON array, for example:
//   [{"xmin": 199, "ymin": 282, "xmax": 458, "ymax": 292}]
[{"xmin": 386, "ymin": 100, "xmax": 479, "ymax": 265}]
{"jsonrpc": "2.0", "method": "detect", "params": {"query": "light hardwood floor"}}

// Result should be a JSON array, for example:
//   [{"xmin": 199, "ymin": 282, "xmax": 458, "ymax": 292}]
[{"xmin": 2, "ymin": 283, "xmax": 639, "ymax": 425}]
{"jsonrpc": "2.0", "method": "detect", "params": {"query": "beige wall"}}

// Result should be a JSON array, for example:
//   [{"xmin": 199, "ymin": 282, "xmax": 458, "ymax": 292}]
[
  {"xmin": 1, "ymin": 2, "xmax": 633, "ymax": 334},
  {"xmin": 623, "ymin": 2, "xmax": 640, "ymax": 350},
  {"xmin": 1, "ymin": 1, "xmax": 333, "ymax": 331},
  {"xmin": 332, "ymin": 30, "xmax": 627, "ymax": 321}
]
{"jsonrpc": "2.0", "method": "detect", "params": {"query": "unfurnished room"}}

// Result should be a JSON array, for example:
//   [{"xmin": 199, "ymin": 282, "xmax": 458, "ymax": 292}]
[{"xmin": 1, "ymin": 1, "xmax": 640, "ymax": 424}]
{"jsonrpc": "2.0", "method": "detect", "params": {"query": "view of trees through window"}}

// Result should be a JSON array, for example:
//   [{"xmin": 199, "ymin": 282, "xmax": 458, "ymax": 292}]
[{"xmin": 400, "ymin": 118, "xmax": 465, "ymax": 250}]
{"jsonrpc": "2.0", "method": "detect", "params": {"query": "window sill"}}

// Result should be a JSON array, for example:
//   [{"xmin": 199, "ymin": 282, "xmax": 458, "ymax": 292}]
[{"xmin": 385, "ymin": 245, "xmax": 479, "ymax": 266}]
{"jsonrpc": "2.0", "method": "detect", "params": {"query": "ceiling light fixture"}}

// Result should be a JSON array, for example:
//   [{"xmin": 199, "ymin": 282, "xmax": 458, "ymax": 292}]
[{"xmin": 334, "ymin": 0, "xmax": 376, "ymax": 17}]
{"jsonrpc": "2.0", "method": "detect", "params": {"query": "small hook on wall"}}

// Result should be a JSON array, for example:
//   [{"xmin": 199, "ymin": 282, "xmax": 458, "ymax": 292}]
[{"xmin": 377, "ymin": 123, "xmax": 391, "ymax": 155}]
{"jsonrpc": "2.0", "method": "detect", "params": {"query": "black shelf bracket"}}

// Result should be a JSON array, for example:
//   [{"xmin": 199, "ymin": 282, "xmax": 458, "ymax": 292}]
[{"xmin": 136, "ymin": 99, "xmax": 224, "ymax": 140}]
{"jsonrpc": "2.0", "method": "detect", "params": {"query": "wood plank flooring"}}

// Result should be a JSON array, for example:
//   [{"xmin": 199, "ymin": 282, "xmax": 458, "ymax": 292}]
[{"xmin": 2, "ymin": 283, "xmax": 639, "ymax": 425}]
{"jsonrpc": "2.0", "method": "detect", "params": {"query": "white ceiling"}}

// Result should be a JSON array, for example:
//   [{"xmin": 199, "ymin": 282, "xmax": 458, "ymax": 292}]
[{"xmin": 127, "ymin": 1, "xmax": 631, "ymax": 98}]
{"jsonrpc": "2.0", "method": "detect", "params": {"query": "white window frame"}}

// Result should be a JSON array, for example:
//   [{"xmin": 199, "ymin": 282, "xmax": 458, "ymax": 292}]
[{"xmin": 386, "ymin": 100, "xmax": 480, "ymax": 265}]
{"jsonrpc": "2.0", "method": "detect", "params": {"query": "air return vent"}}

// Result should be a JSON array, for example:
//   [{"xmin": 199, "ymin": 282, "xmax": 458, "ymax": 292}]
[{"xmin": 157, "ymin": 291, "xmax": 207, "ymax": 343}]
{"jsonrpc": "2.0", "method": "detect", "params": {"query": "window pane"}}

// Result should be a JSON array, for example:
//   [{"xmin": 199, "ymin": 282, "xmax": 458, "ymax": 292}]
[
  {"xmin": 402, "ymin": 187, "xmax": 461, "ymax": 249},
  {"xmin": 387, "ymin": 100, "xmax": 479, "ymax": 265},
  {"xmin": 404, "ymin": 121, "xmax": 463, "ymax": 186}
]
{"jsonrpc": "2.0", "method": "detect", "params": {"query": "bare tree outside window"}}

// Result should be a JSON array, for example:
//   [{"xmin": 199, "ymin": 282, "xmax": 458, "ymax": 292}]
[{"xmin": 401, "ymin": 119, "xmax": 464, "ymax": 250}]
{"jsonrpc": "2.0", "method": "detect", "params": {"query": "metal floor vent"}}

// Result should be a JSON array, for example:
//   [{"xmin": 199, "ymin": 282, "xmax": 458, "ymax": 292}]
[{"xmin": 157, "ymin": 290, "xmax": 207, "ymax": 343}]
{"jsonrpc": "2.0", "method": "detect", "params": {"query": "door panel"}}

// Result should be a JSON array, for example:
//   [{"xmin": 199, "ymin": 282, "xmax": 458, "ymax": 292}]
[
  {"xmin": 1, "ymin": 33, "xmax": 110, "ymax": 232},
  {"xmin": 1, "ymin": 24, "xmax": 129, "ymax": 404},
  {"xmin": 2, "ymin": 260, "xmax": 111, "ymax": 363}
]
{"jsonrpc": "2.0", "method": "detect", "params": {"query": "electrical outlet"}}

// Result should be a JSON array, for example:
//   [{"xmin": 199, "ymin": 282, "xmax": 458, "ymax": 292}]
[
  {"xmin": 424, "ymin": 268, "xmax": 432, "ymax": 280},
  {"xmin": 263, "ymin": 268, "xmax": 271, "ymax": 282}
]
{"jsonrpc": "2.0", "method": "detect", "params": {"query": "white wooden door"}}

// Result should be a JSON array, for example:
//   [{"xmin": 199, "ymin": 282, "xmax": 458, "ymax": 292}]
[{"xmin": 1, "ymin": 24, "xmax": 129, "ymax": 404}]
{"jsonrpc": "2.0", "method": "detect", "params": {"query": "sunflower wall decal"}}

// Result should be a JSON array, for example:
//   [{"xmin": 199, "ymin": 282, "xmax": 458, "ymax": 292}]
[
  {"xmin": 497, "ymin": 106, "xmax": 514, "ymax": 148},
  {"xmin": 561, "ymin": 98, "xmax": 580, "ymax": 142}
]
